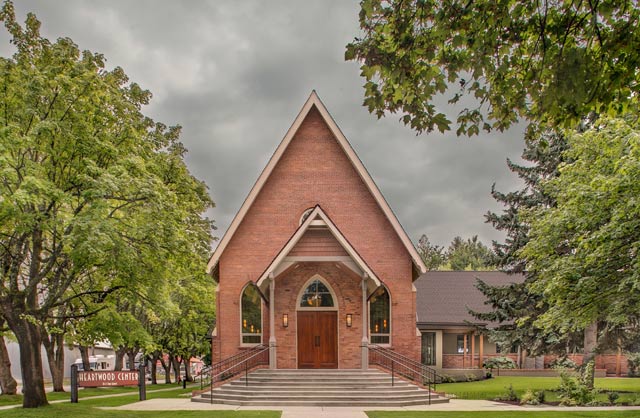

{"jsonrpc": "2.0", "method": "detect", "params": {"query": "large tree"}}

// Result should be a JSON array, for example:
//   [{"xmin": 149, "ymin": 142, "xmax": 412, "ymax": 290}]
[
  {"xmin": 0, "ymin": 2, "xmax": 213, "ymax": 407},
  {"xmin": 521, "ymin": 116, "xmax": 640, "ymax": 351},
  {"xmin": 471, "ymin": 130, "xmax": 592, "ymax": 361},
  {"xmin": 346, "ymin": 0, "xmax": 640, "ymax": 135}
]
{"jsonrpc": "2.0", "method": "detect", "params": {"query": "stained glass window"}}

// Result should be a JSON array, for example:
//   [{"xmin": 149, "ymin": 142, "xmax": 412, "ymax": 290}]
[
  {"xmin": 299, "ymin": 279, "xmax": 334, "ymax": 307},
  {"xmin": 241, "ymin": 284, "xmax": 262, "ymax": 344},
  {"xmin": 370, "ymin": 286, "xmax": 390, "ymax": 344}
]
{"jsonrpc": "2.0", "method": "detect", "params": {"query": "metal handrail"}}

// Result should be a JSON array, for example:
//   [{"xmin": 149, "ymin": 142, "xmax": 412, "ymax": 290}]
[
  {"xmin": 368, "ymin": 345, "xmax": 440, "ymax": 405},
  {"xmin": 207, "ymin": 345, "xmax": 269, "ymax": 403},
  {"xmin": 196, "ymin": 345, "xmax": 268, "ymax": 390},
  {"xmin": 370, "ymin": 345, "xmax": 444, "ymax": 382}
]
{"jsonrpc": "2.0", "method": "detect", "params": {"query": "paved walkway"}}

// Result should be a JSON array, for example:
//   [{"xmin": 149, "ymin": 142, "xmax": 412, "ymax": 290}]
[{"xmin": 101, "ymin": 398, "xmax": 640, "ymax": 417}]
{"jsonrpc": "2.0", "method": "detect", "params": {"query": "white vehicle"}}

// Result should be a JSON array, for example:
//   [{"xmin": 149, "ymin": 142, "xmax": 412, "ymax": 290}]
[{"xmin": 73, "ymin": 355, "xmax": 115, "ymax": 371}]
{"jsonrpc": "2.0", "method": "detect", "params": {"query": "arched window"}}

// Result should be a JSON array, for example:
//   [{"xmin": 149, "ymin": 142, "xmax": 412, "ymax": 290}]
[
  {"xmin": 240, "ymin": 284, "xmax": 262, "ymax": 345},
  {"xmin": 369, "ymin": 286, "xmax": 390, "ymax": 344},
  {"xmin": 299, "ymin": 208, "xmax": 314, "ymax": 225},
  {"xmin": 299, "ymin": 278, "xmax": 334, "ymax": 308}
]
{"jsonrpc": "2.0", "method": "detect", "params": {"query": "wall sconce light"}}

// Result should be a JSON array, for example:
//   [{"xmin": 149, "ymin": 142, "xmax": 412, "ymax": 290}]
[
  {"xmin": 282, "ymin": 314, "xmax": 288, "ymax": 328},
  {"xmin": 346, "ymin": 314, "xmax": 353, "ymax": 328}
]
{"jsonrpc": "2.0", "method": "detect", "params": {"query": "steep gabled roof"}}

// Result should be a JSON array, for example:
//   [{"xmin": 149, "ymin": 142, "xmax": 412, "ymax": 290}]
[
  {"xmin": 254, "ymin": 205, "xmax": 381, "ymax": 294},
  {"xmin": 207, "ymin": 91, "xmax": 427, "ymax": 276}
]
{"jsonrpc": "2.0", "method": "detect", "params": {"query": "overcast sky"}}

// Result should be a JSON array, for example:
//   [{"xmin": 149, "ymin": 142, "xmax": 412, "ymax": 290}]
[{"xmin": 4, "ymin": 1, "xmax": 527, "ymax": 250}]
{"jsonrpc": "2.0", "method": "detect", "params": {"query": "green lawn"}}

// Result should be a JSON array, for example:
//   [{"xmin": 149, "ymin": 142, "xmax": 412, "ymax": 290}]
[
  {"xmin": 0, "ymin": 385, "xmax": 281, "ymax": 417},
  {"xmin": 0, "ymin": 383, "xmax": 192, "ymax": 407},
  {"xmin": 0, "ymin": 406, "xmax": 280, "ymax": 418},
  {"xmin": 367, "ymin": 413, "xmax": 640, "ymax": 418},
  {"xmin": 436, "ymin": 376, "xmax": 640, "ymax": 404},
  {"xmin": 0, "ymin": 397, "xmax": 22, "ymax": 407}
]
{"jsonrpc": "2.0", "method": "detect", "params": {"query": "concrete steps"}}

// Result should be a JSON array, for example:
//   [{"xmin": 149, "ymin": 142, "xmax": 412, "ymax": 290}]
[{"xmin": 192, "ymin": 368, "xmax": 448, "ymax": 406}]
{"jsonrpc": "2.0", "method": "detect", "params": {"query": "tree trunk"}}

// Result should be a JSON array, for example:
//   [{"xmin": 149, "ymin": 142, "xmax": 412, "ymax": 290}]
[
  {"xmin": 127, "ymin": 349, "xmax": 137, "ymax": 370},
  {"xmin": 184, "ymin": 357, "xmax": 192, "ymax": 382},
  {"xmin": 516, "ymin": 345, "xmax": 522, "ymax": 369},
  {"xmin": 583, "ymin": 322, "xmax": 598, "ymax": 390},
  {"xmin": 9, "ymin": 318, "xmax": 48, "ymax": 407},
  {"xmin": 79, "ymin": 345, "xmax": 91, "ymax": 371},
  {"xmin": 114, "ymin": 347, "xmax": 126, "ymax": 371},
  {"xmin": 41, "ymin": 331, "xmax": 65, "ymax": 392},
  {"xmin": 158, "ymin": 355, "xmax": 171, "ymax": 384},
  {"xmin": 150, "ymin": 353, "xmax": 158, "ymax": 385},
  {"xmin": 171, "ymin": 355, "xmax": 182, "ymax": 382},
  {"xmin": 0, "ymin": 336, "xmax": 17, "ymax": 395}
]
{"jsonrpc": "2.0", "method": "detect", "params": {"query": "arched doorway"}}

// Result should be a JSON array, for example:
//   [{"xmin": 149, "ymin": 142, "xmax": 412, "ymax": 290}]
[{"xmin": 296, "ymin": 275, "xmax": 338, "ymax": 369}]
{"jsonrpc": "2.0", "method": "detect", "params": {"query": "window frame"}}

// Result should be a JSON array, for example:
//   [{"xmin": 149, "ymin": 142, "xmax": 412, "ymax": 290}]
[
  {"xmin": 239, "ymin": 282, "xmax": 263, "ymax": 346},
  {"xmin": 296, "ymin": 275, "xmax": 338, "ymax": 311},
  {"xmin": 456, "ymin": 334, "xmax": 469, "ymax": 354},
  {"xmin": 368, "ymin": 285, "xmax": 391, "ymax": 346},
  {"xmin": 299, "ymin": 207, "xmax": 315, "ymax": 226}
]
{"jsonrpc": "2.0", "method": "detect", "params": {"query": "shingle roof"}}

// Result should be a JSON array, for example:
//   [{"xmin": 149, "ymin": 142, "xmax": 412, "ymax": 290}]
[{"xmin": 414, "ymin": 271, "xmax": 525, "ymax": 328}]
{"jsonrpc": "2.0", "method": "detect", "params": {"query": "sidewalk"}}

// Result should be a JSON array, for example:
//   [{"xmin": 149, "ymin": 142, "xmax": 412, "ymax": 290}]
[{"xmin": 102, "ymin": 398, "xmax": 640, "ymax": 418}]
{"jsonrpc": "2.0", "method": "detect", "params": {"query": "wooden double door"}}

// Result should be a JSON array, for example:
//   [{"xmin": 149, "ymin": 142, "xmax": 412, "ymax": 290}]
[{"xmin": 297, "ymin": 311, "xmax": 338, "ymax": 368}]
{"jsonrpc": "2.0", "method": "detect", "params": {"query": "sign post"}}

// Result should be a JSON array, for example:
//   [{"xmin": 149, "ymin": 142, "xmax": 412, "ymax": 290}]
[
  {"xmin": 70, "ymin": 364, "xmax": 78, "ymax": 403},
  {"xmin": 138, "ymin": 365, "xmax": 146, "ymax": 401},
  {"xmin": 70, "ymin": 366, "xmax": 146, "ymax": 403}
]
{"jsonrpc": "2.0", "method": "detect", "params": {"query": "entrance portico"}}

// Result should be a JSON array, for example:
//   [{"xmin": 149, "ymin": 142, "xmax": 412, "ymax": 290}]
[{"xmin": 257, "ymin": 206, "xmax": 379, "ymax": 369}]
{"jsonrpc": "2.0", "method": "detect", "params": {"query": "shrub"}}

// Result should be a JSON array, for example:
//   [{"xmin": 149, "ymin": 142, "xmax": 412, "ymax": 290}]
[
  {"xmin": 465, "ymin": 373, "xmax": 479, "ymax": 382},
  {"xmin": 483, "ymin": 356, "xmax": 517, "ymax": 370},
  {"xmin": 440, "ymin": 374, "xmax": 456, "ymax": 383},
  {"xmin": 536, "ymin": 389, "xmax": 546, "ymax": 404},
  {"xmin": 485, "ymin": 371, "xmax": 493, "ymax": 379},
  {"xmin": 627, "ymin": 352, "xmax": 640, "ymax": 377},
  {"xmin": 549, "ymin": 357, "xmax": 578, "ymax": 370},
  {"xmin": 557, "ymin": 368, "xmax": 596, "ymax": 406},
  {"xmin": 520, "ymin": 389, "xmax": 540, "ymax": 405},
  {"xmin": 607, "ymin": 391, "xmax": 620, "ymax": 405},
  {"xmin": 520, "ymin": 389, "xmax": 546, "ymax": 405},
  {"xmin": 494, "ymin": 384, "xmax": 519, "ymax": 402}
]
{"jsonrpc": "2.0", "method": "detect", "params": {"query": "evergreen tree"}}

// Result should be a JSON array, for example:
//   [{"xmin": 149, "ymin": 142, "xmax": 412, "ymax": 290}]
[
  {"xmin": 416, "ymin": 234, "xmax": 445, "ymax": 271},
  {"xmin": 445, "ymin": 235, "xmax": 494, "ymax": 271},
  {"xmin": 471, "ymin": 130, "xmax": 584, "ymax": 357}
]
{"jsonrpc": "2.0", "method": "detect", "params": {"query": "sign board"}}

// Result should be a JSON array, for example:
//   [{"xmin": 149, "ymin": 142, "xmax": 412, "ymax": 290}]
[
  {"xmin": 77, "ymin": 370, "xmax": 139, "ymax": 387},
  {"xmin": 71, "ymin": 364, "xmax": 146, "ymax": 403}
]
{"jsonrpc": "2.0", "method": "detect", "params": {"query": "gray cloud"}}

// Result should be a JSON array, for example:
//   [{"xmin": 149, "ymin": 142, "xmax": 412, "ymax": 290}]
[{"xmin": 4, "ymin": 0, "xmax": 526, "ymax": 249}]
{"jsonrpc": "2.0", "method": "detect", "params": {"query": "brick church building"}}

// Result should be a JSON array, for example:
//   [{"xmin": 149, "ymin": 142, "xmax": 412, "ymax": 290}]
[{"xmin": 207, "ymin": 91, "xmax": 427, "ymax": 369}]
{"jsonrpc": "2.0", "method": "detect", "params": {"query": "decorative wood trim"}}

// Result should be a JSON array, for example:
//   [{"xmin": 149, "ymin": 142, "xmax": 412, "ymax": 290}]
[{"xmin": 254, "ymin": 205, "xmax": 381, "ymax": 293}]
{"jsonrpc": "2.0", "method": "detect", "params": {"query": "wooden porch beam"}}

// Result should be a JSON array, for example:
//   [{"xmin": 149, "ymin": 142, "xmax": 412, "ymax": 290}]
[
  {"xmin": 479, "ymin": 334, "xmax": 484, "ymax": 369},
  {"xmin": 471, "ymin": 332, "xmax": 475, "ymax": 368},
  {"xmin": 463, "ymin": 334, "xmax": 467, "ymax": 368}
]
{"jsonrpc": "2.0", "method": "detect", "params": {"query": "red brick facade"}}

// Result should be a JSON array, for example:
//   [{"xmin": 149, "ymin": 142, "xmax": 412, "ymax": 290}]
[
  {"xmin": 442, "ymin": 353, "xmax": 519, "ymax": 369},
  {"xmin": 212, "ymin": 102, "xmax": 421, "ymax": 367},
  {"xmin": 441, "ymin": 353, "xmax": 628, "ymax": 376},
  {"xmin": 544, "ymin": 354, "xmax": 629, "ymax": 376}
]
